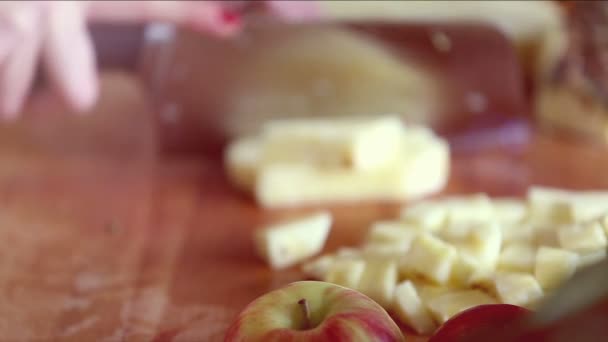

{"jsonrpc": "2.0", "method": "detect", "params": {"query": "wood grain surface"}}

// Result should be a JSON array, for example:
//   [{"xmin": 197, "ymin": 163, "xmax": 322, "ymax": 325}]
[{"xmin": 0, "ymin": 24, "xmax": 607, "ymax": 341}]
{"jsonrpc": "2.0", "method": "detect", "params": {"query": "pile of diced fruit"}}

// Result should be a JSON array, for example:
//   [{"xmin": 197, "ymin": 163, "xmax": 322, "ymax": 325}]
[{"xmin": 225, "ymin": 115, "xmax": 608, "ymax": 335}]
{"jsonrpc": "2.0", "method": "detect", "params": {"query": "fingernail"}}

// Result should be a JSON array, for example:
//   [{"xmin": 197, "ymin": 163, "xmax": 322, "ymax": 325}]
[{"xmin": 221, "ymin": 9, "xmax": 241, "ymax": 26}]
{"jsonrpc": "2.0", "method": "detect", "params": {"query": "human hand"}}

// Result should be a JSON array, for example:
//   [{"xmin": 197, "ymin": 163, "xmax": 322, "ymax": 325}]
[{"xmin": 0, "ymin": 0, "xmax": 320, "ymax": 120}]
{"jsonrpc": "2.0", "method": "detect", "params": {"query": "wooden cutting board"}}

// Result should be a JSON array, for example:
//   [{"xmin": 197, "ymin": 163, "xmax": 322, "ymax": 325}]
[
  {"xmin": 2, "ymin": 17, "xmax": 608, "ymax": 340},
  {"xmin": 0, "ymin": 72, "xmax": 607, "ymax": 342}
]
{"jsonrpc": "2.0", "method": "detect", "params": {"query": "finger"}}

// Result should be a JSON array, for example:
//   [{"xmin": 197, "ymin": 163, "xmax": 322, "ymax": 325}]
[
  {"xmin": 85, "ymin": 1, "xmax": 241, "ymax": 37},
  {"xmin": 0, "ymin": 5, "xmax": 42, "ymax": 119},
  {"xmin": 264, "ymin": 0, "xmax": 322, "ymax": 23},
  {"xmin": 43, "ymin": 1, "xmax": 98, "ymax": 113}
]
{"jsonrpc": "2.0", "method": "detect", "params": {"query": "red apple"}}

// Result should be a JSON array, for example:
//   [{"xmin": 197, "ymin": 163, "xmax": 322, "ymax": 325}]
[
  {"xmin": 224, "ymin": 281, "xmax": 405, "ymax": 341},
  {"xmin": 429, "ymin": 304, "xmax": 532, "ymax": 342}
]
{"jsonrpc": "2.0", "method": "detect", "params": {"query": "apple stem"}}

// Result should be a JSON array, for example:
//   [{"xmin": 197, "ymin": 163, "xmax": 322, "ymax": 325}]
[{"xmin": 298, "ymin": 298, "xmax": 312, "ymax": 330}]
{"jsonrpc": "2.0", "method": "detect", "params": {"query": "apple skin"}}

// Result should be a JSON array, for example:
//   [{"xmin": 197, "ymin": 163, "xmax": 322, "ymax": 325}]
[
  {"xmin": 429, "ymin": 304, "xmax": 532, "ymax": 342},
  {"xmin": 224, "ymin": 281, "xmax": 405, "ymax": 342}
]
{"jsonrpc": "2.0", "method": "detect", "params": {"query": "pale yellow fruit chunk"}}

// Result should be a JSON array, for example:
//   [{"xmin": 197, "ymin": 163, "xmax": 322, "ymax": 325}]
[
  {"xmin": 499, "ymin": 243, "xmax": 536, "ymax": 273},
  {"xmin": 492, "ymin": 198, "xmax": 527, "ymax": 224},
  {"xmin": 365, "ymin": 221, "xmax": 419, "ymax": 251},
  {"xmin": 254, "ymin": 212, "xmax": 332, "ymax": 269},
  {"xmin": 324, "ymin": 259, "xmax": 366, "ymax": 289},
  {"xmin": 535, "ymin": 247, "xmax": 578, "ymax": 290},
  {"xmin": 501, "ymin": 223, "xmax": 534, "ymax": 244},
  {"xmin": 449, "ymin": 252, "xmax": 478, "ymax": 287},
  {"xmin": 393, "ymin": 281, "xmax": 437, "ymax": 335},
  {"xmin": 301, "ymin": 255, "xmax": 335, "ymax": 280},
  {"xmin": 558, "ymin": 222, "xmax": 607, "ymax": 253},
  {"xmin": 406, "ymin": 233, "xmax": 457, "ymax": 284},
  {"xmin": 356, "ymin": 259, "xmax": 398, "ymax": 309},
  {"xmin": 577, "ymin": 250, "xmax": 607, "ymax": 269},
  {"xmin": 400, "ymin": 201, "xmax": 447, "ymax": 232},
  {"xmin": 493, "ymin": 272, "xmax": 543, "ymax": 308},
  {"xmin": 255, "ymin": 133, "xmax": 449, "ymax": 207},
  {"xmin": 456, "ymin": 223, "xmax": 503, "ymax": 272},
  {"xmin": 427, "ymin": 290, "xmax": 497, "ymax": 324},
  {"xmin": 224, "ymin": 136, "xmax": 260, "ymax": 191},
  {"xmin": 441, "ymin": 194, "xmax": 495, "ymax": 226},
  {"xmin": 260, "ymin": 115, "xmax": 404, "ymax": 170},
  {"xmin": 362, "ymin": 243, "xmax": 409, "ymax": 260}
]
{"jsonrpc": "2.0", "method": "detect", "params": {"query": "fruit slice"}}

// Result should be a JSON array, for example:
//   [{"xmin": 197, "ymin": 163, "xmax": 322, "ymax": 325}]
[
  {"xmin": 428, "ymin": 304, "xmax": 532, "ymax": 342},
  {"xmin": 558, "ymin": 222, "xmax": 607, "ymax": 253},
  {"xmin": 301, "ymin": 255, "xmax": 335, "ymax": 280},
  {"xmin": 393, "ymin": 280, "xmax": 437, "ymax": 335},
  {"xmin": 224, "ymin": 136, "xmax": 260, "ymax": 191},
  {"xmin": 534, "ymin": 246, "xmax": 579, "ymax": 290},
  {"xmin": 356, "ymin": 258, "xmax": 398, "ymax": 309},
  {"xmin": 492, "ymin": 272, "xmax": 543, "ymax": 308},
  {"xmin": 324, "ymin": 259, "xmax": 366, "ymax": 289},
  {"xmin": 426, "ymin": 289, "xmax": 498, "ymax": 324},
  {"xmin": 455, "ymin": 223, "xmax": 502, "ymax": 272},
  {"xmin": 449, "ymin": 252, "xmax": 478, "ymax": 287},
  {"xmin": 365, "ymin": 221, "xmax": 419, "ymax": 247},
  {"xmin": 405, "ymin": 233, "xmax": 458, "ymax": 284},
  {"xmin": 501, "ymin": 223, "xmax": 534, "ymax": 243},
  {"xmin": 254, "ymin": 212, "xmax": 332, "ymax": 269},
  {"xmin": 255, "ymin": 135, "xmax": 448, "ymax": 207},
  {"xmin": 442, "ymin": 194, "xmax": 494, "ymax": 225},
  {"xmin": 498, "ymin": 243, "xmax": 536, "ymax": 273},
  {"xmin": 260, "ymin": 115, "xmax": 405, "ymax": 170}
]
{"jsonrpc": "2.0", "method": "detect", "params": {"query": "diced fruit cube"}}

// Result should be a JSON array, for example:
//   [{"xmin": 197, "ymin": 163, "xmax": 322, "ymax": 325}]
[
  {"xmin": 558, "ymin": 222, "xmax": 607, "ymax": 253},
  {"xmin": 362, "ymin": 243, "xmax": 408, "ymax": 260},
  {"xmin": 535, "ymin": 247, "xmax": 579, "ymax": 290},
  {"xmin": 527, "ymin": 186, "xmax": 573, "ymax": 224},
  {"xmin": 492, "ymin": 198, "xmax": 527, "ymax": 224},
  {"xmin": 493, "ymin": 272, "xmax": 543, "ymax": 308},
  {"xmin": 449, "ymin": 252, "xmax": 478, "ymax": 287},
  {"xmin": 356, "ymin": 259, "xmax": 398, "ymax": 309},
  {"xmin": 406, "ymin": 233, "xmax": 457, "ymax": 284},
  {"xmin": 365, "ymin": 221, "xmax": 418, "ymax": 251},
  {"xmin": 501, "ymin": 223, "xmax": 534, "ymax": 243},
  {"xmin": 577, "ymin": 250, "xmax": 607, "ymax": 269},
  {"xmin": 324, "ymin": 259, "xmax": 366, "ymax": 289},
  {"xmin": 417, "ymin": 283, "xmax": 453, "ymax": 304},
  {"xmin": 335, "ymin": 247, "xmax": 361, "ymax": 259},
  {"xmin": 400, "ymin": 201, "xmax": 447, "ymax": 232},
  {"xmin": 254, "ymin": 212, "xmax": 332, "ymax": 269},
  {"xmin": 443, "ymin": 194, "xmax": 494, "ymax": 225},
  {"xmin": 498, "ymin": 243, "xmax": 536, "ymax": 273},
  {"xmin": 224, "ymin": 136, "xmax": 260, "ymax": 191},
  {"xmin": 534, "ymin": 225, "xmax": 560, "ymax": 247},
  {"xmin": 301, "ymin": 255, "xmax": 335, "ymax": 279},
  {"xmin": 393, "ymin": 281, "xmax": 437, "ymax": 335},
  {"xmin": 427, "ymin": 290, "xmax": 497, "ymax": 324},
  {"xmin": 458, "ymin": 223, "xmax": 502, "ymax": 271}
]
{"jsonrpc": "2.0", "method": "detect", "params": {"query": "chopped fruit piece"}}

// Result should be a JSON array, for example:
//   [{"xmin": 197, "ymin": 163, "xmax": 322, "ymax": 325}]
[
  {"xmin": 534, "ymin": 224, "xmax": 560, "ymax": 247},
  {"xmin": 356, "ymin": 259, "xmax": 398, "ymax": 309},
  {"xmin": 400, "ymin": 202, "xmax": 447, "ymax": 232},
  {"xmin": 577, "ymin": 250, "xmax": 607, "ymax": 269},
  {"xmin": 224, "ymin": 136, "xmax": 260, "ymax": 191},
  {"xmin": 449, "ymin": 252, "xmax": 478, "ymax": 287},
  {"xmin": 501, "ymin": 223, "xmax": 534, "ymax": 243},
  {"xmin": 362, "ymin": 243, "xmax": 408, "ymax": 260},
  {"xmin": 558, "ymin": 222, "xmax": 607, "ymax": 253},
  {"xmin": 301, "ymin": 255, "xmax": 335, "ymax": 279},
  {"xmin": 254, "ymin": 212, "xmax": 332, "ymax": 269},
  {"xmin": 366, "ymin": 221, "xmax": 418, "ymax": 249},
  {"xmin": 457, "ymin": 223, "xmax": 502, "ymax": 272},
  {"xmin": 535, "ymin": 247, "xmax": 579, "ymax": 290},
  {"xmin": 260, "ymin": 115, "xmax": 405, "ymax": 170},
  {"xmin": 417, "ymin": 283, "xmax": 453, "ymax": 304},
  {"xmin": 335, "ymin": 247, "xmax": 361, "ymax": 259},
  {"xmin": 393, "ymin": 281, "xmax": 437, "ymax": 335},
  {"xmin": 255, "ymin": 136, "xmax": 449, "ymax": 207},
  {"xmin": 406, "ymin": 233, "xmax": 457, "ymax": 284},
  {"xmin": 324, "ymin": 259, "xmax": 366, "ymax": 289},
  {"xmin": 493, "ymin": 272, "xmax": 543, "ymax": 308},
  {"xmin": 499, "ymin": 243, "xmax": 536, "ymax": 273},
  {"xmin": 427, "ymin": 290, "xmax": 497, "ymax": 324},
  {"xmin": 442, "ymin": 194, "xmax": 494, "ymax": 225},
  {"xmin": 492, "ymin": 198, "xmax": 527, "ymax": 224}
]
